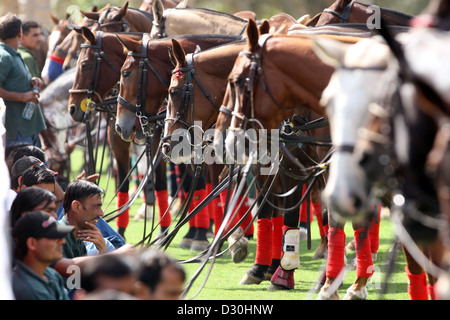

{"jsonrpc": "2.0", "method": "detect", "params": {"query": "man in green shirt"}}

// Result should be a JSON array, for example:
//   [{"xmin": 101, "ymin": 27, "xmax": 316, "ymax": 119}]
[
  {"xmin": 17, "ymin": 20, "xmax": 41, "ymax": 78},
  {"xmin": 0, "ymin": 13, "xmax": 46, "ymax": 148},
  {"xmin": 12, "ymin": 210, "xmax": 75, "ymax": 300}
]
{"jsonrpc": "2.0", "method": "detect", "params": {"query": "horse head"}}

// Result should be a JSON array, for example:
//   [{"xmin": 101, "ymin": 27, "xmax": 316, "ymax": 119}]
[
  {"xmin": 68, "ymin": 28, "xmax": 137, "ymax": 123},
  {"xmin": 313, "ymin": 35, "xmax": 392, "ymax": 222},
  {"xmin": 115, "ymin": 34, "xmax": 150, "ymax": 143}
]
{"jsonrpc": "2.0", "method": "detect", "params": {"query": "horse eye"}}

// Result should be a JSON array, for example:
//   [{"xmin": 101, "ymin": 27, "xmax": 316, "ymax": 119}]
[
  {"xmin": 81, "ymin": 63, "xmax": 89, "ymax": 71},
  {"xmin": 170, "ymin": 87, "xmax": 180, "ymax": 97},
  {"xmin": 122, "ymin": 70, "xmax": 131, "ymax": 78}
]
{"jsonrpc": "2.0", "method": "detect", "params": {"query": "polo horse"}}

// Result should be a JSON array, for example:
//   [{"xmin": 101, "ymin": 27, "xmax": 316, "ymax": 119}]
[
  {"xmin": 150, "ymin": 0, "xmax": 300, "ymax": 38},
  {"xmin": 212, "ymin": 20, "xmax": 392, "ymax": 298},
  {"xmin": 114, "ymin": 33, "xmax": 245, "ymax": 250},
  {"xmin": 304, "ymin": 0, "xmax": 413, "ymax": 27},
  {"xmin": 161, "ymin": 26, "xmax": 334, "ymax": 288},
  {"xmin": 313, "ymin": 26, "xmax": 448, "ymax": 299},
  {"xmin": 139, "ymin": 0, "xmax": 179, "ymax": 13}
]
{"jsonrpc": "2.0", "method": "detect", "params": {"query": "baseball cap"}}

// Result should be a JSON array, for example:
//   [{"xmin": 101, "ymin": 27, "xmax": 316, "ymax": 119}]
[
  {"xmin": 11, "ymin": 156, "xmax": 57, "ymax": 177},
  {"xmin": 13, "ymin": 211, "xmax": 75, "ymax": 241}
]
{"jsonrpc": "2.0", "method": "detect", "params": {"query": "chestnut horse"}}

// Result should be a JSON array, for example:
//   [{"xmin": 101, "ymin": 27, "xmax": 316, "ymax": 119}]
[
  {"xmin": 305, "ymin": 0, "xmax": 413, "ymax": 27},
  {"xmin": 213, "ymin": 20, "xmax": 382, "ymax": 299},
  {"xmin": 162, "ymin": 30, "xmax": 333, "ymax": 288}
]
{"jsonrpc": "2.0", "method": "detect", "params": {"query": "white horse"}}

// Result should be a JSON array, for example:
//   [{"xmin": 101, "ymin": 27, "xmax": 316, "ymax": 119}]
[{"xmin": 313, "ymin": 27, "xmax": 450, "ymax": 300}]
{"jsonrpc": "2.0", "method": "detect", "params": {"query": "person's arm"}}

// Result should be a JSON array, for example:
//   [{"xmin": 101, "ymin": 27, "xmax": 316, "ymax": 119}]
[{"xmin": 0, "ymin": 86, "xmax": 37, "ymax": 104}]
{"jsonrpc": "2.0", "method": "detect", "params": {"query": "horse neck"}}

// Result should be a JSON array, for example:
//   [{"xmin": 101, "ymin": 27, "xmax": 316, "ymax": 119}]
[
  {"xmin": 166, "ymin": 9, "xmax": 247, "ymax": 35},
  {"xmin": 259, "ymin": 37, "xmax": 334, "ymax": 117},
  {"xmin": 125, "ymin": 10, "xmax": 154, "ymax": 32}
]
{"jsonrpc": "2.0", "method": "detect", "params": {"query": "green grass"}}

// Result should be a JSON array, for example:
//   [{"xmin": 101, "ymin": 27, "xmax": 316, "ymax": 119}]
[{"xmin": 70, "ymin": 147, "xmax": 410, "ymax": 300}]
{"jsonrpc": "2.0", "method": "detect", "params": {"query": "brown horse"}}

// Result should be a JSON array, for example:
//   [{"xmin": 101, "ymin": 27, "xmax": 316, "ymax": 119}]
[
  {"xmin": 114, "ymin": 34, "xmax": 243, "ymax": 142},
  {"xmin": 305, "ymin": 0, "xmax": 413, "ymax": 27},
  {"xmin": 162, "ymin": 28, "xmax": 332, "ymax": 287},
  {"xmin": 150, "ymin": 0, "xmax": 248, "ymax": 38},
  {"xmin": 213, "ymin": 20, "xmax": 379, "ymax": 298}
]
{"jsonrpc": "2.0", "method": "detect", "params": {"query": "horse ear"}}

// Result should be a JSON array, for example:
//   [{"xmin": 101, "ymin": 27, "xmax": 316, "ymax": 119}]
[
  {"xmin": 73, "ymin": 26, "xmax": 82, "ymax": 34},
  {"xmin": 92, "ymin": 5, "xmax": 98, "ymax": 12},
  {"xmin": 115, "ymin": 1, "xmax": 129, "ymax": 20},
  {"xmin": 176, "ymin": 0, "xmax": 189, "ymax": 9},
  {"xmin": 171, "ymin": 39, "xmax": 187, "ymax": 67},
  {"xmin": 153, "ymin": 0, "xmax": 165, "ymax": 23},
  {"xmin": 311, "ymin": 37, "xmax": 351, "ymax": 68},
  {"xmin": 258, "ymin": 20, "xmax": 270, "ymax": 35},
  {"xmin": 167, "ymin": 46, "xmax": 177, "ymax": 67},
  {"xmin": 81, "ymin": 26, "xmax": 96, "ymax": 45},
  {"xmin": 116, "ymin": 34, "xmax": 140, "ymax": 53},
  {"xmin": 49, "ymin": 13, "xmax": 59, "ymax": 25},
  {"xmin": 297, "ymin": 14, "xmax": 311, "ymax": 25},
  {"xmin": 246, "ymin": 19, "xmax": 259, "ymax": 51},
  {"xmin": 80, "ymin": 9, "xmax": 100, "ymax": 21}
]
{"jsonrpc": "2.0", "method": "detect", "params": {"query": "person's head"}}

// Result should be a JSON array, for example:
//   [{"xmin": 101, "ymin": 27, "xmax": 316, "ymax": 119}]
[
  {"xmin": 13, "ymin": 210, "xmax": 74, "ymax": 262},
  {"xmin": 20, "ymin": 20, "xmax": 41, "ymax": 50},
  {"xmin": 5, "ymin": 142, "xmax": 32, "ymax": 171},
  {"xmin": 75, "ymin": 253, "xmax": 138, "ymax": 300},
  {"xmin": 0, "ymin": 13, "xmax": 22, "ymax": 42},
  {"xmin": 12, "ymin": 145, "xmax": 47, "ymax": 166},
  {"xmin": 10, "ymin": 187, "xmax": 57, "ymax": 228},
  {"xmin": 135, "ymin": 249, "xmax": 186, "ymax": 300},
  {"xmin": 63, "ymin": 180, "xmax": 105, "ymax": 230},
  {"xmin": 10, "ymin": 156, "xmax": 48, "ymax": 190}
]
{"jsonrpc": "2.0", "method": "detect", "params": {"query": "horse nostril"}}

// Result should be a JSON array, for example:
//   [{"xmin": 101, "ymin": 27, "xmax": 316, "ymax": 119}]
[
  {"xmin": 69, "ymin": 105, "xmax": 76, "ymax": 116},
  {"xmin": 115, "ymin": 123, "xmax": 122, "ymax": 135},
  {"xmin": 162, "ymin": 143, "xmax": 171, "ymax": 156}
]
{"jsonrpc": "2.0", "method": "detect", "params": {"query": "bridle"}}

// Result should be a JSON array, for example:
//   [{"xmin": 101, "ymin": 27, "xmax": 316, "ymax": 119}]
[
  {"xmin": 68, "ymin": 31, "xmax": 121, "ymax": 116},
  {"xmin": 323, "ymin": 0, "xmax": 355, "ymax": 23},
  {"xmin": 165, "ymin": 53, "xmax": 219, "ymax": 130},
  {"xmin": 117, "ymin": 36, "xmax": 168, "ymax": 136},
  {"xmin": 221, "ymin": 34, "xmax": 300, "ymax": 132}
]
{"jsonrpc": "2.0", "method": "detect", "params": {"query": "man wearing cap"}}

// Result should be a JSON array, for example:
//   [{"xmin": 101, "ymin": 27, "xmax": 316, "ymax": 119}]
[{"xmin": 12, "ymin": 210, "xmax": 74, "ymax": 300}]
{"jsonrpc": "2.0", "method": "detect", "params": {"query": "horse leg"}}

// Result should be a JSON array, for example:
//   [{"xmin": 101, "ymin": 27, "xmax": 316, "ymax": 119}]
[
  {"xmin": 190, "ymin": 166, "xmax": 211, "ymax": 251},
  {"xmin": 154, "ymin": 160, "xmax": 171, "ymax": 235},
  {"xmin": 239, "ymin": 194, "xmax": 274, "ymax": 285},
  {"xmin": 311, "ymin": 182, "xmax": 328, "ymax": 260},
  {"xmin": 317, "ymin": 210, "xmax": 346, "ymax": 300},
  {"xmin": 108, "ymin": 128, "xmax": 131, "ymax": 240},
  {"xmin": 403, "ymin": 245, "xmax": 429, "ymax": 300}
]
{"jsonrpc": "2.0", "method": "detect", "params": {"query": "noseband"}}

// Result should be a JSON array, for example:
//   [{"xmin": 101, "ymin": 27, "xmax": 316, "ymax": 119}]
[{"xmin": 117, "ymin": 36, "xmax": 168, "ymax": 136}]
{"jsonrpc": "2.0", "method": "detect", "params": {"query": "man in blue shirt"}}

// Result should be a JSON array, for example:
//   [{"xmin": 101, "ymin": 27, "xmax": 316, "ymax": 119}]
[
  {"xmin": 0, "ymin": 13, "xmax": 46, "ymax": 147},
  {"xmin": 12, "ymin": 210, "xmax": 75, "ymax": 300}
]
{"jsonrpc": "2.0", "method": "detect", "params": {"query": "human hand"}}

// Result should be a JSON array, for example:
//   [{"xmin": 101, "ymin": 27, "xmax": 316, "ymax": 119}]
[
  {"xmin": 30, "ymin": 77, "xmax": 44, "ymax": 91},
  {"xmin": 76, "ymin": 170, "xmax": 100, "ymax": 183},
  {"xmin": 78, "ymin": 221, "xmax": 107, "ymax": 254}
]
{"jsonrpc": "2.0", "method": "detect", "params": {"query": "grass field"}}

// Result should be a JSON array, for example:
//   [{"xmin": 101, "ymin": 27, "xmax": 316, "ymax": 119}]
[{"xmin": 70, "ymin": 147, "xmax": 411, "ymax": 300}]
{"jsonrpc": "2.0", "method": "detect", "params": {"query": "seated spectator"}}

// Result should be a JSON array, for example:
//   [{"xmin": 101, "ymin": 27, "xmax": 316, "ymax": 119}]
[
  {"xmin": 10, "ymin": 156, "xmax": 124, "ymax": 250},
  {"xmin": 10, "ymin": 186, "xmax": 57, "ymax": 227},
  {"xmin": 73, "ymin": 253, "xmax": 138, "ymax": 300},
  {"xmin": 134, "ymin": 249, "xmax": 186, "ymax": 300},
  {"xmin": 11, "ymin": 210, "xmax": 74, "ymax": 300}
]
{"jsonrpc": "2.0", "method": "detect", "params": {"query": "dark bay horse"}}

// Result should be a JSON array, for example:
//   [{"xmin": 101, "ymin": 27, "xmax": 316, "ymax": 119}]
[
  {"xmin": 213, "ymin": 20, "xmax": 379, "ymax": 298},
  {"xmin": 313, "ymin": 28, "xmax": 448, "ymax": 299},
  {"xmin": 305, "ymin": 0, "xmax": 413, "ymax": 27}
]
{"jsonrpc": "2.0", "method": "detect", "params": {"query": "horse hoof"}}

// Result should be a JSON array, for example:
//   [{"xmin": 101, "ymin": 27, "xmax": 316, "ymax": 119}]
[
  {"xmin": 342, "ymin": 286, "xmax": 368, "ymax": 300},
  {"xmin": 230, "ymin": 239, "xmax": 249, "ymax": 263},
  {"xmin": 269, "ymin": 266, "xmax": 295, "ymax": 290},
  {"xmin": 191, "ymin": 240, "xmax": 209, "ymax": 251},
  {"xmin": 267, "ymin": 283, "xmax": 293, "ymax": 291},
  {"xmin": 312, "ymin": 245, "xmax": 327, "ymax": 260},
  {"xmin": 239, "ymin": 273, "xmax": 263, "ymax": 285},
  {"xmin": 179, "ymin": 238, "xmax": 193, "ymax": 249},
  {"xmin": 316, "ymin": 287, "xmax": 340, "ymax": 300}
]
